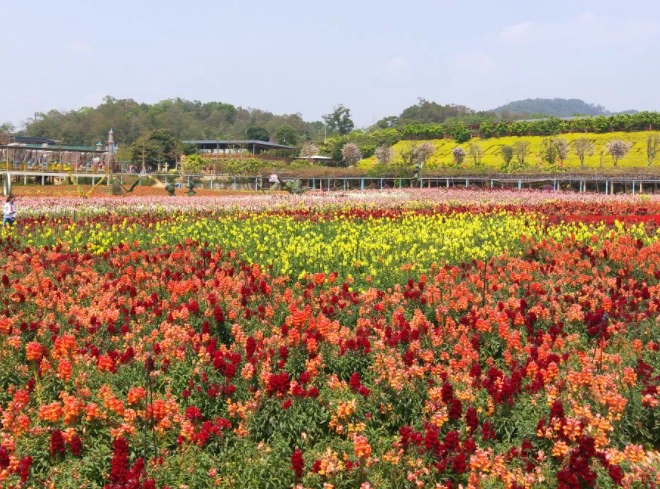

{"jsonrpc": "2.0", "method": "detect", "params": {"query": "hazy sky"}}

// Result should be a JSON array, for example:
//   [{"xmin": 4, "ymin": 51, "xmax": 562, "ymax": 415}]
[{"xmin": 2, "ymin": 0, "xmax": 659, "ymax": 128}]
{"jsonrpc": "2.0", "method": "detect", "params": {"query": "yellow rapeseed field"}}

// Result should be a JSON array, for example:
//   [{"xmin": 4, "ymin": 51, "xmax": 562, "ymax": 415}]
[{"xmin": 359, "ymin": 131, "xmax": 660, "ymax": 170}]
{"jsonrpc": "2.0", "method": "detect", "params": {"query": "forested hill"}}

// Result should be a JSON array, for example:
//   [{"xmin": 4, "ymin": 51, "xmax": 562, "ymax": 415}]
[
  {"xmin": 492, "ymin": 98, "xmax": 609, "ymax": 118},
  {"xmin": 21, "ymin": 96, "xmax": 325, "ymax": 146}
]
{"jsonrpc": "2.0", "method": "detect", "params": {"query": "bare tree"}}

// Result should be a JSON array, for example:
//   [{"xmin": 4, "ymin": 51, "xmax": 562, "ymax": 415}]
[
  {"xmin": 647, "ymin": 134, "xmax": 660, "ymax": 167},
  {"xmin": 415, "ymin": 142, "xmax": 435, "ymax": 165},
  {"xmin": 399, "ymin": 142, "xmax": 419, "ymax": 167},
  {"xmin": 512, "ymin": 141, "xmax": 531, "ymax": 168},
  {"xmin": 500, "ymin": 145, "xmax": 514, "ymax": 170},
  {"xmin": 606, "ymin": 139, "xmax": 632, "ymax": 167},
  {"xmin": 452, "ymin": 147, "xmax": 467, "ymax": 166},
  {"xmin": 573, "ymin": 138, "xmax": 595, "ymax": 169},
  {"xmin": 468, "ymin": 143, "xmax": 483, "ymax": 166},
  {"xmin": 341, "ymin": 143, "xmax": 362, "ymax": 166},
  {"xmin": 554, "ymin": 138, "xmax": 569, "ymax": 164},
  {"xmin": 300, "ymin": 143, "xmax": 319, "ymax": 158},
  {"xmin": 374, "ymin": 145, "xmax": 394, "ymax": 165},
  {"xmin": 541, "ymin": 138, "xmax": 570, "ymax": 166}
]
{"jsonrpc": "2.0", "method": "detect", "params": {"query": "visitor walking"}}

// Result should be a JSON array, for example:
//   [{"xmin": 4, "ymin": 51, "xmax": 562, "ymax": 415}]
[{"xmin": 3, "ymin": 195, "xmax": 16, "ymax": 226}]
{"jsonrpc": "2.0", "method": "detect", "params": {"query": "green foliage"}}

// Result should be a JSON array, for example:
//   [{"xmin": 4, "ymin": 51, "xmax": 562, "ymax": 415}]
[
  {"xmin": 399, "ymin": 98, "xmax": 476, "ymax": 124},
  {"xmin": 246, "ymin": 126, "xmax": 270, "ymax": 142},
  {"xmin": 323, "ymin": 105, "xmax": 355, "ymax": 136},
  {"xmin": 447, "ymin": 122, "xmax": 471, "ymax": 143},
  {"xmin": 182, "ymin": 142, "xmax": 198, "ymax": 156},
  {"xmin": 493, "ymin": 97, "xmax": 608, "ymax": 118},
  {"xmin": 182, "ymin": 154, "xmax": 206, "ymax": 174},
  {"xmin": 360, "ymin": 144, "xmax": 376, "ymax": 158},
  {"xmin": 500, "ymin": 145, "xmax": 514, "ymax": 171},
  {"xmin": 23, "ymin": 96, "xmax": 323, "ymax": 146},
  {"xmin": 131, "ymin": 129, "xmax": 182, "ymax": 168},
  {"xmin": 273, "ymin": 124, "xmax": 298, "ymax": 146}
]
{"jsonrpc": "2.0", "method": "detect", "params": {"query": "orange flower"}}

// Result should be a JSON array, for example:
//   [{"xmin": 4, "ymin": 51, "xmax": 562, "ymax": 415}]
[
  {"xmin": 353, "ymin": 434, "xmax": 372, "ymax": 459},
  {"xmin": 127, "ymin": 387, "xmax": 146, "ymax": 406},
  {"xmin": 57, "ymin": 359, "xmax": 72, "ymax": 382},
  {"xmin": 26, "ymin": 341, "xmax": 43, "ymax": 362}
]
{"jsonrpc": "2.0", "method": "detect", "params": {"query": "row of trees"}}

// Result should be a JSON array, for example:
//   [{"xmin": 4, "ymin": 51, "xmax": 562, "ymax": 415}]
[{"xmin": 363, "ymin": 134, "xmax": 660, "ymax": 173}]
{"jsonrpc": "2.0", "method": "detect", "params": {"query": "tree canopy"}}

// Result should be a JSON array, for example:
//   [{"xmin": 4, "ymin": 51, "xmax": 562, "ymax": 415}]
[
  {"xmin": 22, "ymin": 96, "xmax": 323, "ymax": 146},
  {"xmin": 323, "ymin": 105, "xmax": 355, "ymax": 136}
]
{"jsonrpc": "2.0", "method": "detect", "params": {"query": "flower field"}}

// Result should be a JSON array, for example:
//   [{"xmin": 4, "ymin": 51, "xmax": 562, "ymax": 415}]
[{"xmin": 1, "ymin": 190, "xmax": 660, "ymax": 488}]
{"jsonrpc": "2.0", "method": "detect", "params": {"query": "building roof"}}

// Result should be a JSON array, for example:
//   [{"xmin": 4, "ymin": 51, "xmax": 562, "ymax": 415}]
[
  {"xmin": 183, "ymin": 139, "xmax": 295, "ymax": 151},
  {"xmin": 14, "ymin": 136, "xmax": 62, "ymax": 145},
  {"xmin": 1, "ymin": 143, "xmax": 102, "ymax": 152}
]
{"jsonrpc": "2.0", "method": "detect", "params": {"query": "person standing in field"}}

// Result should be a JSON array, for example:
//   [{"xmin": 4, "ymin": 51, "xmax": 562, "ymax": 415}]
[{"xmin": 3, "ymin": 195, "xmax": 16, "ymax": 226}]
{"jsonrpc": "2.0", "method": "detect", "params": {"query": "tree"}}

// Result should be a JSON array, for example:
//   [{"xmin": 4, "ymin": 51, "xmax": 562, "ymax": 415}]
[
  {"xmin": 130, "ymin": 129, "xmax": 182, "ymax": 171},
  {"xmin": 606, "ymin": 139, "xmax": 632, "ymax": 167},
  {"xmin": 540, "ymin": 138, "xmax": 569, "ymax": 166},
  {"xmin": 399, "ymin": 142, "xmax": 434, "ymax": 168},
  {"xmin": 399, "ymin": 142, "xmax": 419, "ymax": 167},
  {"xmin": 181, "ymin": 154, "xmax": 205, "ymax": 174},
  {"xmin": 500, "ymin": 145, "xmax": 514, "ymax": 170},
  {"xmin": 468, "ymin": 143, "xmax": 483, "ymax": 167},
  {"xmin": 647, "ymin": 134, "xmax": 660, "ymax": 167},
  {"xmin": 299, "ymin": 143, "xmax": 319, "ymax": 158},
  {"xmin": 0, "ymin": 122, "xmax": 15, "ymax": 134},
  {"xmin": 323, "ymin": 105, "xmax": 354, "ymax": 136},
  {"xmin": 415, "ymin": 142, "xmax": 435, "ymax": 164},
  {"xmin": 573, "ymin": 138, "xmax": 595, "ymax": 169},
  {"xmin": 246, "ymin": 126, "xmax": 269, "ymax": 142},
  {"xmin": 398, "ymin": 98, "xmax": 475, "ymax": 124},
  {"xmin": 512, "ymin": 141, "xmax": 531, "ymax": 168},
  {"xmin": 447, "ymin": 123, "xmax": 471, "ymax": 144},
  {"xmin": 375, "ymin": 116, "xmax": 399, "ymax": 129},
  {"xmin": 341, "ymin": 143, "xmax": 362, "ymax": 166},
  {"xmin": 273, "ymin": 124, "xmax": 298, "ymax": 146},
  {"xmin": 452, "ymin": 147, "xmax": 466, "ymax": 166},
  {"xmin": 554, "ymin": 138, "xmax": 569, "ymax": 164},
  {"xmin": 374, "ymin": 145, "xmax": 394, "ymax": 165}
]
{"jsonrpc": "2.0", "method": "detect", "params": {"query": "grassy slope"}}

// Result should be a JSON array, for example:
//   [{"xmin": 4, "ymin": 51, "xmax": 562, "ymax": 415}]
[{"xmin": 358, "ymin": 131, "xmax": 660, "ymax": 171}]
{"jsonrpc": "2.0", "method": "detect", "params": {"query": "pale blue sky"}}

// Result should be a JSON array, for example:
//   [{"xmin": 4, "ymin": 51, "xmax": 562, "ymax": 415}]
[{"xmin": 3, "ymin": 0, "xmax": 659, "ymax": 128}]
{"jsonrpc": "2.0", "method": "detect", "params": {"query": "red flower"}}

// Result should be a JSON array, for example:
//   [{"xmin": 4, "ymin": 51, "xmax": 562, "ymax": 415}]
[
  {"xmin": 69, "ymin": 434, "xmax": 83, "ymax": 457},
  {"xmin": 50, "ymin": 429, "xmax": 66, "ymax": 457},
  {"xmin": 291, "ymin": 448, "xmax": 304, "ymax": 478}
]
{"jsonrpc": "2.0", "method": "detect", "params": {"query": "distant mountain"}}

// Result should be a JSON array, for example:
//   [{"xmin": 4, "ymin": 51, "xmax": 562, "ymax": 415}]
[{"xmin": 492, "ymin": 98, "xmax": 608, "ymax": 118}]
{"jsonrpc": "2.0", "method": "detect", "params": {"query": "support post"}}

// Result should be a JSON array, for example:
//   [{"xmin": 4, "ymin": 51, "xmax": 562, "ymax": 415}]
[
  {"xmin": 605, "ymin": 180, "xmax": 609, "ymax": 195},
  {"xmin": 343, "ymin": 178, "xmax": 346, "ymax": 191},
  {"xmin": 632, "ymin": 181, "xmax": 636, "ymax": 195},
  {"xmin": 518, "ymin": 180, "xmax": 522, "ymax": 190},
  {"xmin": 490, "ymin": 180, "xmax": 494, "ymax": 188},
  {"xmin": 380, "ymin": 178, "xmax": 383, "ymax": 190},
  {"xmin": 233, "ymin": 177, "xmax": 237, "ymax": 190},
  {"xmin": 465, "ymin": 179, "xmax": 469, "ymax": 188},
  {"xmin": 360, "ymin": 178, "xmax": 364, "ymax": 191}
]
